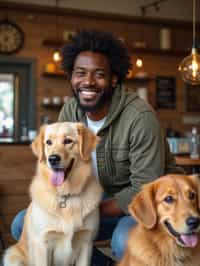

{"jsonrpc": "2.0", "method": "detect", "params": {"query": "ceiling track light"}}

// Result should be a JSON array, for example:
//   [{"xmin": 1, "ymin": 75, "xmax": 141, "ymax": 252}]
[{"xmin": 140, "ymin": 0, "xmax": 167, "ymax": 16}]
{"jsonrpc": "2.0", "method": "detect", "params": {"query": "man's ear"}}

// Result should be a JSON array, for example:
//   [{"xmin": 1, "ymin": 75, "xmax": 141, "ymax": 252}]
[
  {"xmin": 76, "ymin": 123, "xmax": 100, "ymax": 161},
  {"xmin": 128, "ymin": 182, "xmax": 157, "ymax": 229},
  {"xmin": 111, "ymin": 75, "xmax": 118, "ymax": 88},
  {"xmin": 31, "ymin": 125, "xmax": 46, "ymax": 162}
]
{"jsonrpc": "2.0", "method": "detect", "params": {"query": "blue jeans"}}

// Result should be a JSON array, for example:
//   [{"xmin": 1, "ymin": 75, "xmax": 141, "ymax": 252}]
[{"xmin": 11, "ymin": 210, "xmax": 136, "ymax": 262}]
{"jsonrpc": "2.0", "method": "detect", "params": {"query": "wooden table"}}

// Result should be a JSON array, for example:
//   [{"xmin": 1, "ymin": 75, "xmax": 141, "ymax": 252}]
[{"xmin": 175, "ymin": 156, "xmax": 200, "ymax": 173}]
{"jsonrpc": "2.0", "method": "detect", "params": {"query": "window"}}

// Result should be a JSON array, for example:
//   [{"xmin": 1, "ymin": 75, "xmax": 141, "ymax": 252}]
[
  {"xmin": 0, "ymin": 57, "xmax": 36, "ymax": 142},
  {"xmin": 0, "ymin": 74, "xmax": 15, "ymax": 139}
]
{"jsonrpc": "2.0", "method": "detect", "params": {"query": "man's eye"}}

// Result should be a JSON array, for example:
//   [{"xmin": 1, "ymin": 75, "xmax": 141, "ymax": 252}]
[
  {"xmin": 164, "ymin": 195, "xmax": 174, "ymax": 204},
  {"xmin": 46, "ymin": 139, "xmax": 52, "ymax": 145},
  {"xmin": 75, "ymin": 71, "xmax": 85, "ymax": 77},
  {"xmin": 95, "ymin": 72, "xmax": 105, "ymax": 78},
  {"xmin": 63, "ymin": 138, "xmax": 73, "ymax": 145}
]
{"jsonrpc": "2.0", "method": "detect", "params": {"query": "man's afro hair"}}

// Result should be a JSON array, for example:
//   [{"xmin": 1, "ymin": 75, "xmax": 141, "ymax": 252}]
[{"xmin": 61, "ymin": 30, "xmax": 131, "ymax": 84}]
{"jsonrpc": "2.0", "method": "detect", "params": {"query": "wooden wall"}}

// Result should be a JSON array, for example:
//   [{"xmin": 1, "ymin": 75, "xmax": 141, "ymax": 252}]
[
  {"xmin": 0, "ymin": 2, "xmax": 199, "ymax": 135},
  {"xmin": 0, "ymin": 144, "xmax": 36, "ymax": 247}
]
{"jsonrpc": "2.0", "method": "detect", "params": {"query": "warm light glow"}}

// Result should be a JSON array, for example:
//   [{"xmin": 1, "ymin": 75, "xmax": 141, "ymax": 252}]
[
  {"xmin": 191, "ymin": 57, "xmax": 198, "ymax": 78},
  {"xmin": 178, "ymin": 48, "xmax": 200, "ymax": 85},
  {"xmin": 136, "ymin": 58, "xmax": 143, "ymax": 68},
  {"xmin": 178, "ymin": 0, "xmax": 200, "ymax": 85},
  {"xmin": 53, "ymin": 50, "xmax": 62, "ymax": 62}
]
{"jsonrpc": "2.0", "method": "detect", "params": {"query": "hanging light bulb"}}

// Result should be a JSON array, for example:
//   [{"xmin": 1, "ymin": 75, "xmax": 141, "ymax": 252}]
[
  {"xmin": 52, "ymin": 0, "xmax": 62, "ymax": 62},
  {"xmin": 178, "ymin": 0, "xmax": 200, "ymax": 85},
  {"xmin": 136, "ymin": 58, "xmax": 143, "ymax": 68},
  {"xmin": 53, "ymin": 49, "xmax": 61, "ymax": 62},
  {"xmin": 179, "ymin": 48, "xmax": 200, "ymax": 84}
]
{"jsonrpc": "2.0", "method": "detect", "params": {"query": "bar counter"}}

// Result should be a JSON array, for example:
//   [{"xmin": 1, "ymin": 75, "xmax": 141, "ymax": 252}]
[
  {"xmin": 175, "ymin": 155, "xmax": 200, "ymax": 174},
  {"xmin": 175, "ymin": 156, "xmax": 200, "ymax": 166},
  {"xmin": 0, "ymin": 143, "xmax": 36, "ymax": 246}
]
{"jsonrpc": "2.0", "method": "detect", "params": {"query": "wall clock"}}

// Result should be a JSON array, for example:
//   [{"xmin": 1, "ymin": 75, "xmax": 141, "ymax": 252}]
[{"xmin": 0, "ymin": 20, "xmax": 24, "ymax": 55}]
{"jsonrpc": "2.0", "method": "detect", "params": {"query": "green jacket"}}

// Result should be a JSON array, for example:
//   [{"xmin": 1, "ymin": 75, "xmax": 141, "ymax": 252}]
[{"xmin": 58, "ymin": 86, "xmax": 182, "ymax": 213}]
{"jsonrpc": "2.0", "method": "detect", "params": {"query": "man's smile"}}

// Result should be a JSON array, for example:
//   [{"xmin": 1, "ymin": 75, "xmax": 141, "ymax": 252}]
[{"xmin": 78, "ymin": 89, "xmax": 100, "ymax": 100}]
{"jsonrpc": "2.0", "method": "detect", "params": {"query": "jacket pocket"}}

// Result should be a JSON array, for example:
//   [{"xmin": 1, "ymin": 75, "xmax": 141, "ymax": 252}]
[{"xmin": 111, "ymin": 149, "xmax": 130, "ymax": 184}]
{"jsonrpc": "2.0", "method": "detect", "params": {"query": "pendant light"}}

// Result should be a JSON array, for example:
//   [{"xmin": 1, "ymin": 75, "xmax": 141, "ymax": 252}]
[
  {"xmin": 52, "ymin": 0, "xmax": 61, "ymax": 62},
  {"xmin": 178, "ymin": 0, "xmax": 200, "ymax": 85}
]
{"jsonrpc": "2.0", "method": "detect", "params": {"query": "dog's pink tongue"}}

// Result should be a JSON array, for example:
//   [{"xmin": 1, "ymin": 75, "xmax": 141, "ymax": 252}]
[
  {"xmin": 51, "ymin": 170, "xmax": 65, "ymax": 186},
  {"xmin": 180, "ymin": 234, "xmax": 198, "ymax": 247}
]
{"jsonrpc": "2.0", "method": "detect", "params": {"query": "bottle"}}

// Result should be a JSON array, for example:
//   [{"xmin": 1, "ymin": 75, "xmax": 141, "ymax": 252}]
[
  {"xmin": 20, "ymin": 120, "xmax": 28, "ymax": 141},
  {"xmin": 190, "ymin": 127, "xmax": 199, "ymax": 159}
]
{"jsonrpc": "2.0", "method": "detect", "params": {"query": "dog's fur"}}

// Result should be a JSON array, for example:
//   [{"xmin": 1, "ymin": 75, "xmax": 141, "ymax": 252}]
[
  {"xmin": 118, "ymin": 174, "xmax": 200, "ymax": 266},
  {"xmin": 4, "ymin": 122, "xmax": 102, "ymax": 266}
]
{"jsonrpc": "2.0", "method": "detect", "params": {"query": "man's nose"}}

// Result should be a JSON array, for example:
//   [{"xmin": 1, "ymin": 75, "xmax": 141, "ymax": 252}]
[{"xmin": 83, "ymin": 73, "xmax": 95, "ymax": 86}]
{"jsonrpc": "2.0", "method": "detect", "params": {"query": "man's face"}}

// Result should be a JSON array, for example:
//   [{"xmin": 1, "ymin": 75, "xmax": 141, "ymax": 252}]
[{"xmin": 71, "ymin": 51, "xmax": 116, "ymax": 112}]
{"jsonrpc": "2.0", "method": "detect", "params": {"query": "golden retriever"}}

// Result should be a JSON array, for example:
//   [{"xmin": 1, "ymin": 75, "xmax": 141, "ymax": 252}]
[
  {"xmin": 118, "ymin": 174, "xmax": 200, "ymax": 266},
  {"xmin": 4, "ymin": 122, "xmax": 102, "ymax": 266}
]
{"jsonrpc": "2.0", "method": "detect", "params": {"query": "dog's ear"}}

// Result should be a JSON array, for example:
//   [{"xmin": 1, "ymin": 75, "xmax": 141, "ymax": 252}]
[
  {"xmin": 31, "ymin": 125, "xmax": 46, "ymax": 162},
  {"xmin": 128, "ymin": 182, "xmax": 157, "ymax": 229},
  {"xmin": 189, "ymin": 174, "xmax": 200, "ymax": 211},
  {"xmin": 76, "ymin": 123, "xmax": 100, "ymax": 161}
]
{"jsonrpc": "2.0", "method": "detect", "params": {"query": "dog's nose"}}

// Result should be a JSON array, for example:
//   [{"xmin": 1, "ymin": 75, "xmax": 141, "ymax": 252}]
[
  {"xmin": 186, "ymin": 217, "xmax": 200, "ymax": 230},
  {"xmin": 48, "ymin": 154, "xmax": 61, "ymax": 166}
]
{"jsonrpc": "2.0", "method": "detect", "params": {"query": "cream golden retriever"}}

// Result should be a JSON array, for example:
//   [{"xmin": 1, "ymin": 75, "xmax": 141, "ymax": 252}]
[
  {"xmin": 118, "ymin": 174, "xmax": 200, "ymax": 266},
  {"xmin": 4, "ymin": 122, "xmax": 102, "ymax": 266}
]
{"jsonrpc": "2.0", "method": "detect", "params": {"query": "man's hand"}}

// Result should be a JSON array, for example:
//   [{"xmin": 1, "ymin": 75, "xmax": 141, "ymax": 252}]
[{"xmin": 100, "ymin": 198, "xmax": 123, "ymax": 217}]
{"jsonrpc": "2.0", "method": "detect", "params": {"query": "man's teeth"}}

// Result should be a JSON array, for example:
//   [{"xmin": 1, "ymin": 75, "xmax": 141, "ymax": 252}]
[{"xmin": 81, "ymin": 91, "xmax": 97, "ymax": 96}]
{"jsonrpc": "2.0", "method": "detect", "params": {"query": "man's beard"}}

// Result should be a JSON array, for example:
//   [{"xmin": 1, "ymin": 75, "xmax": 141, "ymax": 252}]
[{"xmin": 72, "ymin": 87, "xmax": 114, "ymax": 112}]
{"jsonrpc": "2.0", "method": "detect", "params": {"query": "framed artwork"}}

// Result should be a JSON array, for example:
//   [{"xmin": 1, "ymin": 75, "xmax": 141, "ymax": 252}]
[
  {"xmin": 156, "ymin": 76, "xmax": 176, "ymax": 109},
  {"xmin": 185, "ymin": 83, "xmax": 200, "ymax": 112}
]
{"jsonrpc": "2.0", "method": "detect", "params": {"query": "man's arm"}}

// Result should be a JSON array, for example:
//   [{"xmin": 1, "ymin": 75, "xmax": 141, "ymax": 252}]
[
  {"xmin": 100, "ymin": 198, "xmax": 123, "ymax": 217},
  {"xmin": 114, "ymin": 111, "xmax": 166, "ymax": 214}
]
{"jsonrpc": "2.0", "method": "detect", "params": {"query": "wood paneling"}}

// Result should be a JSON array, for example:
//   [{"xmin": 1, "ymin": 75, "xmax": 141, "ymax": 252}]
[
  {"xmin": 0, "ymin": 145, "xmax": 35, "ymax": 246},
  {"xmin": 0, "ymin": 4, "xmax": 196, "ymax": 133},
  {"xmin": 0, "ymin": 3, "xmax": 199, "ymax": 249}
]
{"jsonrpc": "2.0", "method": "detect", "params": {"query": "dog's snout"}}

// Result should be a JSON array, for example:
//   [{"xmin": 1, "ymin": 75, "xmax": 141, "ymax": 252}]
[
  {"xmin": 48, "ymin": 154, "xmax": 61, "ymax": 166},
  {"xmin": 186, "ymin": 216, "xmax": 200, "ymax": 230}
]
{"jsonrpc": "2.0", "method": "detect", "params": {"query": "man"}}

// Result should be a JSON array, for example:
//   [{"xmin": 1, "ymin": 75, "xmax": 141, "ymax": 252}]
[{"xmin": 11, "ymin": 30, "xmax": 182, "ymax": 265}]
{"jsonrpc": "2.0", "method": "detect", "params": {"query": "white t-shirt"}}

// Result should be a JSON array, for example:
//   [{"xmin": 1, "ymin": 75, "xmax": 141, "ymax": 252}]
[{"xmin": 86, "ymin": 116, "xmax": 106, "ymax": 179}]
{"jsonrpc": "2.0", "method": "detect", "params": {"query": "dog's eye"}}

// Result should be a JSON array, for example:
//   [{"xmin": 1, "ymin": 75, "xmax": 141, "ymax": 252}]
[
  {"xmin": 164, "ymin": 195, "xmax": 174, "ymax": 204},
  {"xmin": 63, "ymin": 138, "xmax": 73, "ymax": 145},
  {"xmin": 188, "ymin": 191, "xmax": 196, "ymax": 200},
  {"xmin": 46, "ymin": 139, "xmax": 52, "ymax": 145}
]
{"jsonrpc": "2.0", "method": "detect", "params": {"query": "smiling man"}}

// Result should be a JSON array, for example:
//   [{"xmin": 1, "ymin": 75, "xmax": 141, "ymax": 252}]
[
  {"xmin": 11, "ymin": 30, "xmax": 183, "ymax": 266},
  {"xmin": 71, "ymin": 51, "xmax": 114, "ymax": 118}
]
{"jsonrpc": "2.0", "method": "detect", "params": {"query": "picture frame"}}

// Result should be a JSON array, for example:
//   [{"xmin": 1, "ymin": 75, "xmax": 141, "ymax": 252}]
[{"xmin": 156, "ymin": 76, "xmax": 176, "ymax": 109}]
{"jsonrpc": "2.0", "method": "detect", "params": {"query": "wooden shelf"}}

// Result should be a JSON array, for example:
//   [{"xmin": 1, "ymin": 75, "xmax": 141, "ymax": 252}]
[
  {"xmin": 130, "ymin": 47, "xmax": 188, "ymax": 57},
  {"xmin": 126, "ymin": 76, "xmax": 154, "ymax": 82},
  {"xmin": 42, "ymin": 39, "xmax": 67, "ymax": 47},
  {"xmin": 42, "ymin": 71, "xmax": 65, "ymax": 78},
  {"xmin": 42, "ymin": 38, "xmax": 188, "ymax": 57},
  {"xmin": 41, "ymin": 103, "xmax": 63, "ymax": 109},
  {"xmin": 42, "ymin": 71, "xmax": 154, "ymax": 83}
]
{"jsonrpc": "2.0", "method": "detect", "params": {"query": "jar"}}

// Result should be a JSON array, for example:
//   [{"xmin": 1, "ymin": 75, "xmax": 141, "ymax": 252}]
[{"xmin": 160, "ymin": 28, "xmax": 171, "ymax": 50}]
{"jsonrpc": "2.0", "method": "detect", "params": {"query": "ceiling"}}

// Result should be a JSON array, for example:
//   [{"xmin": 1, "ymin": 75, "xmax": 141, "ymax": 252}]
[{"xmin": 3, "ymin": 0, "xmax": 200, "ymax": 22}]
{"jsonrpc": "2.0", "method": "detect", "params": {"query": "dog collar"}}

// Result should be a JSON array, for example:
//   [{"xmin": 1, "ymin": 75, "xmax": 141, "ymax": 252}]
[{"xmin": 57, "ymin": 194, "xmax": 71, "ymax": 208}]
